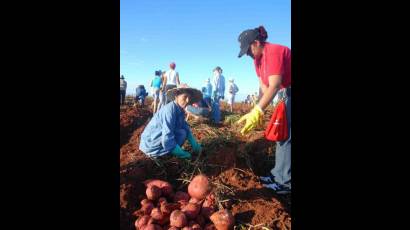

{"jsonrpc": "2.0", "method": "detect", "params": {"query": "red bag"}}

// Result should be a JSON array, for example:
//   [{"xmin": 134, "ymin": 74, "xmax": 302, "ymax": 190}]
[{"xmin": 265, "ymin": 100, "xmax": 288, "ymax": 141}]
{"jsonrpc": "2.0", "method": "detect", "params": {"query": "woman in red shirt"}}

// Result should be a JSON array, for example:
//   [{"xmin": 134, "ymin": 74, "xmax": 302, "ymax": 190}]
[{"xmin": 237, "ymin": 26, "xmax": 291, "ymax": 194}]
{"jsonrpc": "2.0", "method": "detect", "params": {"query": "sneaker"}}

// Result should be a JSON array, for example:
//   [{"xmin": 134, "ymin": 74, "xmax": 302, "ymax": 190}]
[
  {"xmin": 263, "ymin": 182, "xmax": 291, "ymax": 194},
  {"xmin": 259, "ymin": 175, "xmax": 275, "ymax": 184}
]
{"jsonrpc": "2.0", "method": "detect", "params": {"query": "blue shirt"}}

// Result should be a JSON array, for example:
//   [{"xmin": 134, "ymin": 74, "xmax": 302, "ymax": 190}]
[
  {"xmin": 139, "ymin": 101, "xmax": 191, "ymax": 157},
  {"xmin": 203, "ymin": 82, "xmax": 213, "ymax": 98},
  {"xmin": 152, "ymin": 76, "xmax": 162, "ymax": 89},
  {"xmin": 212, "ymin": 74, "xmax": 225, "ymax": 98},
  {"xmin": 136, "ymin": 86, "xmax": 147, "ymax": 97}
]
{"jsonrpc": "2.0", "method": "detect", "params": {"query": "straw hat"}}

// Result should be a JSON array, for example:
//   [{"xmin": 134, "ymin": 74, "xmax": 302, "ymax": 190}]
[{"xmin": 166, "ymin": 83, "xmax": 203, "ymax": 105}]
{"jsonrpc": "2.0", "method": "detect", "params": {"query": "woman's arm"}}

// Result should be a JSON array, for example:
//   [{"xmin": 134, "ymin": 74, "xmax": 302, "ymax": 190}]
[
  {"xmin": 258, "ymin": 78, "xmax": 268, "ymax": 98},
  {"xmin": 257, "ymin": 75, "xmax": 282, "ymax": 110},
  {"xmin": 162, "ymin": 75, "xmax": 167, "ymax": 89}
]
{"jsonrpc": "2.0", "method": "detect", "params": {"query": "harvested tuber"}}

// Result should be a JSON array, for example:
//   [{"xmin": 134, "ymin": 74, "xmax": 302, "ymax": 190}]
[
  {"xmin": 203, "ymin": 224, "xmax": 217, "ymax": 230},
  {"xmin": 209, "ymin": 210, "xmax": 234, "ymax": 230},
  {"xmin": 189, "ymin": 197, "xmax": 203, "ymax": 205},
  {"xmin": 200, "ymin": 194, "xmax": 216, "ymax": 218},
  {"xmin": 150, "ymin": 207, "xmax": 170, "ymax": 225},
  {"xmin": 188, "ymin": 175, "xmax": 211, "ymax": 200},
  {"xmin": 173, "ymin": 191, "xmax": 190, "ymax": 203},
  {"xmin": 161, "ymin": 202, "xmax": 181, "ymax": 215},
  {"xmin": 181, "ymin": 203, "xmax": 200, "ymax": 219},
  {"xmin": 133, "ymin": 202, "xmax": 154, "ymax": 217},
  {"xmin": 170, "ymin": 210, "xmax": 188, "ymax": 228},
  {"xmin": 141, "ymin": 199, "xmax": 152, "ymax": 206},
  {"xmin": 135, "ymin": 215, "xmax": 152, "ymax": 230},
  {"xmin": 142, "ymin": 224, "xmax": 163, "ymax": 230},
  {"xmin": 146, "ymin": 185, "xmax": 162, "ymax": 201},
  {"xmin": 144, "ymin": 179, "xmax": 173, "ymax": 197}
]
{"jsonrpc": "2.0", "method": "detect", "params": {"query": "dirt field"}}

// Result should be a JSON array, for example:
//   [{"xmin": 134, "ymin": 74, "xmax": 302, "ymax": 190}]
[{"xmin": 120, "ymin": 100, "xmax": 291, "ymax": 230}]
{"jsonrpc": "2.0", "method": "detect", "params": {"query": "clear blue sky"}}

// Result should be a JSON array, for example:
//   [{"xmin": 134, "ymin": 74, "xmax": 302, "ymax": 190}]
[{"xmin": 120, "ymin": 0, "xmax": 290, "ymax": 101}]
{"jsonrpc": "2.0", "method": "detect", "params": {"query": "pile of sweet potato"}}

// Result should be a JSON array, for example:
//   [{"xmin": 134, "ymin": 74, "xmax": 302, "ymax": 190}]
[{"xmin": 134, "ymin": 175, "xmax": 234, "ymax": 230}]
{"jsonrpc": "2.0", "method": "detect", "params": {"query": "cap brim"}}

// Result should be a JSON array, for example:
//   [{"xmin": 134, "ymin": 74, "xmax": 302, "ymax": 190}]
[
  {"xmin": 166, "ymin": 88, "xmax": 203, "ymax": 105},
  {"xmin": 238, "ymin": 44, "xmax": 250, "ymax": 58}
]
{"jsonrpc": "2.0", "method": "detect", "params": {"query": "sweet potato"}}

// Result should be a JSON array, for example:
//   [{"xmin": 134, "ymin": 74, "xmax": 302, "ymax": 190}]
[
  {"xmin": 170, "ymin": 210, "xmax": 188, "ymax": 228},
  {"xmin": 191, "ymin": 224, "xmax": 202, "ymax": 230},
  {"xmin": 181, "ymin": 203, "xmax": 200, "ymax": 219},
  {"xmin": 188, "ymin": 221, "xmax": 202, "ymax": 230},
  {"xmin": 173, "ymin": 191, "xmax": 190, "ymax": 203},
  {"xmin": 161, "ymin": 202, "xmax": 181, "ymax": 215},
  {"xmin": 203, "ymin": 224, "xmax": 217, "ymax": 230},
  {"xmin": 165, "ymin": 226, "xmax": 179, "ymax": 230},
  {"xmin": 142, "ymin": 224, "xmax": 163, "ymax": 230},
  {"xmin": 150, "ymin": 208, "xmax": 170, "ymax": 225},
  {"xmin": 209, "ymin": 210, "xmax": 234, "ymax": 230},
  {"xmin": 188, "ymin": 175, "xmax": 211, "ymax": 200},
  {"xmin": 144, "ymin": 179, "xmax": 173, "ymax": 197},
  {"xmin": 141, "ymin": 199, "xmax": 152, "ymax": 206},
  {"xmin": 146, "ymin": 185, "xmax": 162, "ymax": 201},
  {"xmin": 133, "ymin": 202, "xmax": 155, "ymax": 217},
  {"xmin": 178, "ymin": 200, "xmax": 189, "ymax": 208},
  {"xmin": 158, "ymin": 197, "xmax": 168, "ymax": 205},
  {"xmin": 200, "ymin": 194, "xmax": 216, "ymax": 218},
  {"xmin": 135, "ymin": 215, "xmax": 151, "ymax": 230},
  {"xmin": 189, "ymin": 197, "xmax": 203, "ymax": 205}
]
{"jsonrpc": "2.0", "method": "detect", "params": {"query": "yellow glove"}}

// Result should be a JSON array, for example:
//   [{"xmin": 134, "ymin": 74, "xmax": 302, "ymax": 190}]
[{"xmin": 237, "ymin": 105, "xmax": 264, "ymax": 135}]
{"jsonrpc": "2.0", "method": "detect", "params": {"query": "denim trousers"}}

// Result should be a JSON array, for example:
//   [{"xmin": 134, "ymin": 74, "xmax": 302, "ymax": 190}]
[
  {"xmin": 270, "ymin": 88, "xmax": 291, "ymax": 189},
  {"xmin": 211, "ymin": 96, "xmax": 222, "ymax": 123},
  {"xmin": 186, "ymin": 105, "xmax": 210, "ymax": 117}
]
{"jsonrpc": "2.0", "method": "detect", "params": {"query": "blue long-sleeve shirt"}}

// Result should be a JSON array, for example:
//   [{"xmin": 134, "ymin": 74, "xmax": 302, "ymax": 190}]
[
  {"xmin": 139, "ymin": 101, "xmax": 191, "ymax": 157},
  {"xmin": 212, "ymin": 74, "xmax": 225, "ymax": 98},
  {"xmin": 136, "ymin": 86, "xmax": 148, "ymax": 98},
  {"xmin": 204, "ymin": 82, "xmax": 213, "ymax": 98}
]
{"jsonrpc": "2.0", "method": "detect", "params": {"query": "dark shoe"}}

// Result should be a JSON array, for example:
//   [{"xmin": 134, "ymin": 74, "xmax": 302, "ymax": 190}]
[
  {"xmin": 259, "ymin": 175, "xmax": 275, "ymax": 184},
  {"xmin": 263, "ymin": 182, "xmax": 291, "ymax": 194}
]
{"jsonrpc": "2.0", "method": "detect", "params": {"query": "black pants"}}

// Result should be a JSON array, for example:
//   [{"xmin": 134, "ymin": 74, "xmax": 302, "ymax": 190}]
[{"xmin": 120, "ymin": 90, "xmax": 126, "ymax": 105}]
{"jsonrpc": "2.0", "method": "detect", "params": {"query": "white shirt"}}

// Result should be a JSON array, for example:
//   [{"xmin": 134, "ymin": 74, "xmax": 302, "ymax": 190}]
[
  {"xmin": 228, "ymin": 82, "xmax": 238, "ymax": 95},
  {"xmin": 165, "ymin": 69, "xmax": 179, "ymax": 85}
]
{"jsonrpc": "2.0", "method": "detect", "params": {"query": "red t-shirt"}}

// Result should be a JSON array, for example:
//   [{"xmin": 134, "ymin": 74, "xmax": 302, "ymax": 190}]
[{"xmin": 254, "ymin": 42, "xmax": 291, "ymax": 88}]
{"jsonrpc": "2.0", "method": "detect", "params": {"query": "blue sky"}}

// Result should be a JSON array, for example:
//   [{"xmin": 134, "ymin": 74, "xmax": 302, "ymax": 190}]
[{"xmin": 120, "ymin": 0, "xmax": 290, "ymax": 101}]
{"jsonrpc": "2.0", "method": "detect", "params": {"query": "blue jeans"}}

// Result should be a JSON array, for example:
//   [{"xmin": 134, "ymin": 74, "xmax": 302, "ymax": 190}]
[
  {"xmin": 211, "ymin": 96, "xmax": 222, "ymax": 123},
  {"xmin": 136, "ymin": 95, "xmax": 146, "ymax": 105},
  {"xmin": 186, "ymin": 105, "xmax": 210, "ymax": 117},
  {"xmin": 270, "ymin": 88, "xmax": 291, "ymax": 189},
  {"xmin": 175, "ymin": 129, "xmax": 187, "ymax": 146}
]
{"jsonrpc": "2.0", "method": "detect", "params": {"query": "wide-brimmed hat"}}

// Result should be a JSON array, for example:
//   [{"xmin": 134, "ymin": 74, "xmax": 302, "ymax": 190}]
[{"xmin": 166, "ymin": 83, "xmax": 203, "ymax": 105}]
